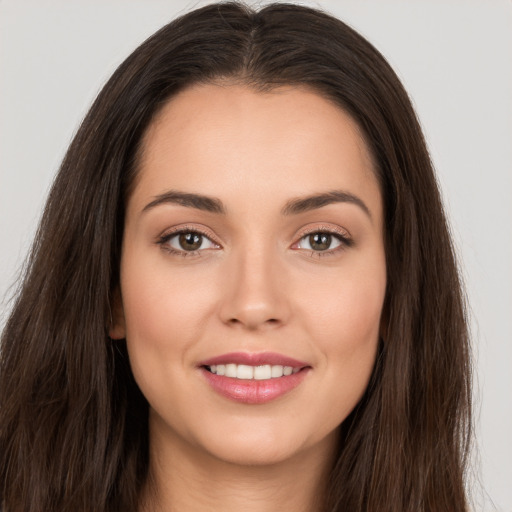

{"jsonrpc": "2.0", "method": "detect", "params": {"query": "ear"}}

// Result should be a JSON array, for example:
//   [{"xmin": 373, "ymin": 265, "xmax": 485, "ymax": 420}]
[{"xmin": 109, "ymin": 287, "xmax": 126, "ymax": 340}]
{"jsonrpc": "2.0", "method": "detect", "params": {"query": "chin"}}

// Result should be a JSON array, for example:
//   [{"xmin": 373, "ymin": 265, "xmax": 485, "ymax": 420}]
[
  {"xmin": 190, "ymin": 418, "xmax": 338, "ymax": 468},
  {"xmin": 207, "ymin": 438, "xmax": 297, "ymax": 467}
]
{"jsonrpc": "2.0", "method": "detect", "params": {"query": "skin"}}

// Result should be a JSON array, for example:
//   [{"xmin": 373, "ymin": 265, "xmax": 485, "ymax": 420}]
[{"xmin": 111, "ymin": 84, "xmax": 387, "ymax": 512}]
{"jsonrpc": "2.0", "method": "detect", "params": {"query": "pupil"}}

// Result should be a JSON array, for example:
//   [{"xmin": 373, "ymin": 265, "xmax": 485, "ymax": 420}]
[
  {"xmin": 179, "ymin": 233, "xmax": 202, "ymax": 251},
  {"xmin": 310, "ymin": 233, "xmax": 331, "ymax": 251}
]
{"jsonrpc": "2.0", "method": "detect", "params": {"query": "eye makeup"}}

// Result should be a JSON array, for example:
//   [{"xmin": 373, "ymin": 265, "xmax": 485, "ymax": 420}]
[
  {"xmin": 157, "ymin": 224, "xmax": 220, "ymax": 258},
  {"xmin": 156, "ymin": 222, "xmax": 354, "ymax": 259}
]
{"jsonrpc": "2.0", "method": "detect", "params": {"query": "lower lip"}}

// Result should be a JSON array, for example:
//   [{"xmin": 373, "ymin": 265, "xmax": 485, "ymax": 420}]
[{"xmin": 200, "ymin": 368, "xmax": 310, "ymax": 404}]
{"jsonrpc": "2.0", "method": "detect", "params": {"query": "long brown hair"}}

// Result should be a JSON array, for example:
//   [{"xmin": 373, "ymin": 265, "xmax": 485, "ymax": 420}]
[{"xmin": 0, "ymin": 2, "xmax": 472, "ymax": 511}]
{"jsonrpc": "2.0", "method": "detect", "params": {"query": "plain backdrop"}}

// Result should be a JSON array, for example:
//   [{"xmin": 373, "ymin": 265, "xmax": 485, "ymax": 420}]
[{"xmin": 1, "ymin": 1, "xmax": 511, "ymax": 510}]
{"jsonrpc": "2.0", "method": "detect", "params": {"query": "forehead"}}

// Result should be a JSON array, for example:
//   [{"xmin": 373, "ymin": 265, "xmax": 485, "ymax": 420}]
[{"xmin": 130, "ymin": 83, "xmax": 381, "ymax": 218}]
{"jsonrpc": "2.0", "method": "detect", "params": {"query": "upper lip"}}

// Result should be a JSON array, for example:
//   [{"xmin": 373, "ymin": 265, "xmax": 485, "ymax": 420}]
[{"xmin": 199, "ymin": 352, "xmax": 310, "ymax": 368}]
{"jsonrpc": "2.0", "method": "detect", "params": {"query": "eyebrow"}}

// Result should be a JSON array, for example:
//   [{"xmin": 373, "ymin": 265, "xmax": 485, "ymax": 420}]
[
  {"xmin": 142, "ymin": 190, "xmax": 226, "ymax": 214},
  {"xmin": 281, "ymin": 190, "xmax": 371, "ymax": 218},
  {"xmin": 142, "ymin": 189, "xmax": 371, "ymax": 219}
]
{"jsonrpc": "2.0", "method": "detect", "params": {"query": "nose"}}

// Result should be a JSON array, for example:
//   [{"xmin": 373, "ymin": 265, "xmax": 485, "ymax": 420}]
[{"xmin": 218, "ymin": 244, "xmax": 290, "ymax": 331}]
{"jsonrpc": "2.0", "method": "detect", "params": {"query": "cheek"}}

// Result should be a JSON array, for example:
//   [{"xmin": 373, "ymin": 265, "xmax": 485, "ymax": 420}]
[
  {"xmin": 120, "ymin": 256, "xmax": 214, "ymax": 345},
  {"xmin": 119, "ymin": 255, "xmax": 218, "ymax": 412},
  {"xmin": 302, "ymin": 264, "xmax": 385, "ymax": 349},
  {"xmin": 298, "ymin": 260, "xmax": 385, "ymax": 406}
]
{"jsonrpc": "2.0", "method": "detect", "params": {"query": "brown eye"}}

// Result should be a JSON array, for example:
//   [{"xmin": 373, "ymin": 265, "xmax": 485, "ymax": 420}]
[
  {"xmin": 296, "ymin": 231, "xmax": 344, "ymax": 252},
  {"xmin": 162, "ymin": 230, "xmax": 218, "ymax": 254},
  {"xmin": 309, "ymin": 233, "xmax": 332, "ymax": 251},
  {"xmin": 179, "ymin": 232, "xmax": 203, "ymax": 251}
]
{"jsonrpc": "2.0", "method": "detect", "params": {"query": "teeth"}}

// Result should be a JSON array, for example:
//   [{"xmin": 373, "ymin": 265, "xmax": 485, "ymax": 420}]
[
  {"xmin": 225, "ymin": 364, "xmax": 237, "ymax": 378},
  {"xmin": 254, "ymin": 365, "xmax": 271, "ymax": 380},
  {"xmin": 271, "ymin": 365, "xmax": 283, "ymax": 378},
  {"xmin": 208, "ymin": 364, "xmax": 299, "ymax": 380},
  {"xmin": 237, "ymin": 364, "xmax": 254, "ymax": 379}
]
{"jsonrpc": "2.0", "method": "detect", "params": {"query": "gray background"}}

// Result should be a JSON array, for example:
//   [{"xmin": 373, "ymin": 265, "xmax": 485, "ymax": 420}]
[{"xmin": 1, "ymin": 0, "xmax": 511, "ymax": 510}]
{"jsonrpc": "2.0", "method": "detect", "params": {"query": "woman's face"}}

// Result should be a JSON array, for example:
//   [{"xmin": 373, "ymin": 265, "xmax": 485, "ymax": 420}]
[{"xmin": 112, "ymin": 84, "xmax": 386, "ymax": 467}]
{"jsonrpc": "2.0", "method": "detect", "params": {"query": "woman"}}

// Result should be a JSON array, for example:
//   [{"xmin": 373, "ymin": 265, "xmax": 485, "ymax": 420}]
[{"xmin": 0, "ymin": 2, "xmax": 472, "ymax": 511}]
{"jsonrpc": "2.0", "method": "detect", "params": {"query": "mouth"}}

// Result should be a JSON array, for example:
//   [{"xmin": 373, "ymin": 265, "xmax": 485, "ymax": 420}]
[{"xmin": 198, "ymin": 352, "xmax": 311, "ymax": 404}]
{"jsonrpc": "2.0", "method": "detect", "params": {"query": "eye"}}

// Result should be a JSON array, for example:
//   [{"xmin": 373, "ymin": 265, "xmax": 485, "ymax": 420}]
[
  {"xmin": 297, "ymin": 232, "xmax": 342, "ymax": 252},
  {"xmin": 159, "ymin": 229, "xmax": 219, "ymax": 255},
  {"xmin": 292, "ymin": 227, "xmax": 353, "ymax": 256}
]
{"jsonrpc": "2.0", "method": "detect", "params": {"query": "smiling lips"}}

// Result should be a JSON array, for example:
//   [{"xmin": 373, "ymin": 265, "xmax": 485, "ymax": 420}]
[{"xmin": 199, "ymin": 352, "xmax": 310, "ymax": 404}]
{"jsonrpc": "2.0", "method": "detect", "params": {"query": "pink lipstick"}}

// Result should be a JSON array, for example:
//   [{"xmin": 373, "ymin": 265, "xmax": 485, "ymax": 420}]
[{"xmin": 198, "ymin": 352, "xmax": 311, "ymax": 404}]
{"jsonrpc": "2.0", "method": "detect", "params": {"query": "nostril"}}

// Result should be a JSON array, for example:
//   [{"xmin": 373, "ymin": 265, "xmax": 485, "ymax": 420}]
[{"xmin": 225, "ymin": 317, "xmax": 281, "ymax": 329}]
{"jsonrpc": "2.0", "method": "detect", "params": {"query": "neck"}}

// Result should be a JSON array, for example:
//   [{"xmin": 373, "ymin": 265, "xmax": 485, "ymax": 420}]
[{"xmin": 141, "ymin": 421, "xmax": 336, "ymax": 512}]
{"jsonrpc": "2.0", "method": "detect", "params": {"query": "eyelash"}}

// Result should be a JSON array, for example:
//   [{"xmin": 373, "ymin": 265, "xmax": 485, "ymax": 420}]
[
  {"xmin": 296, "ymin": 226, "xmax": 353, "ymax": 258},
  {"xmin": 157, "ymin": 225, "xmax": 353, "ymax": 259},
  {"xmin": 157, "ymin": 225, "xmax": 218, "ymax": 258}
]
